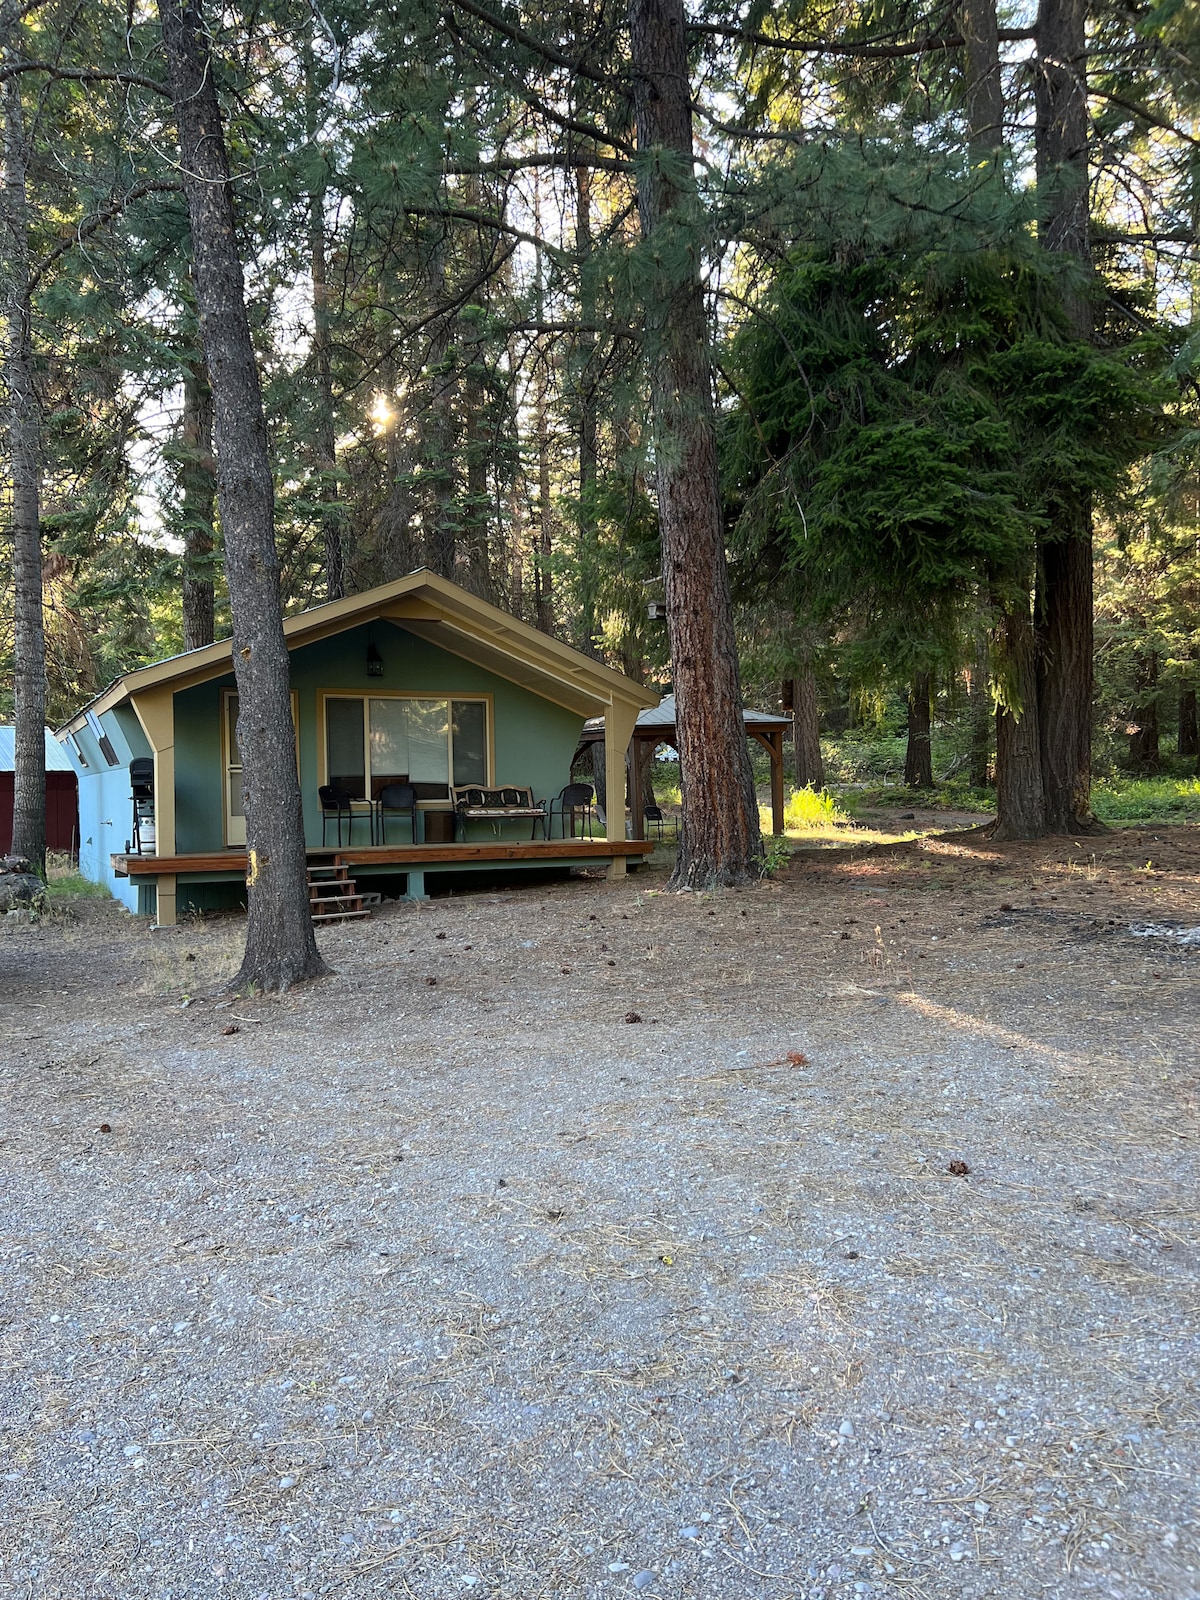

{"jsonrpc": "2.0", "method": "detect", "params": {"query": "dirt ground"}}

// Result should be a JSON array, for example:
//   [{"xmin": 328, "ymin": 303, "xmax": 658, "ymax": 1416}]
[{"xmin": 0, "ymin": 824, "xmax": 1197, "ymax": 1599}]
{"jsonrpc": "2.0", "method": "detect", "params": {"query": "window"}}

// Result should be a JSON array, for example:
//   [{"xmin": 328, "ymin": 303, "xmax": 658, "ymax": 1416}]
[
  {"xmin": 324, "ymin": 696, "xmax": 488, "ymax": 800},
  {"xmin": 86, "ymin": 710, "xmax": 119, "ymax": 767}
]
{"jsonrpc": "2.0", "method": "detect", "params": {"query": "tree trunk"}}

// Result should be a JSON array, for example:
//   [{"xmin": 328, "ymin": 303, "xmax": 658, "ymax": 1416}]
[
  {"xmin": 159, "ymin": 0, "xmax": 327, "ymax": 990},
  {"xmin": 461, "ymin": 153, "xmax": 493, "ymax": 603},
  {"xmin": 968, "ymin": 646, "xmax": 992, "ymax": 788},
  {"xmin": 574, "ymin": 163, "xmax": 600, "ymax": 655},
  {"xmin": 1034, "ymin": 0, "xmax": 1096, "ymax": 833},
  {"xmin": 586, "ymin": 739, "xmax": 606, "ymax": 811},
  {"xmin": 532, "ymin": 186, "xmax": 554, "ymax": 633},
  {"xmin": 957, "ymin": 0, "xmax": 999, "ymax": 804},
  {"xmin": 377, "ymin": 360, "xmax": 418, "ymax": 581},
  {"xmin": 629, "ymin": 0, "xmax": 762, "ymax": 888},
  {"xmin": 4, "ymin": 74, "xmax": 46, "ymax": 874},
  {"xmin": 959, "ymin": 0, "xmax": 1004, "ymax": 163},
  {"xmin": 1128, "ymin": 651, "xmax": 1161, "ymax": 770},
  {"xmin": 1178, "ymin": 687, "xmax": 1198, "ymax": 758},
  {"xmin": 310, "ymin": 188, "xmax": 344, "ymax": 600},
  {"xmin": 994, "ymin": 599, "xmax": 1046, "ymax": 838},
  {"xmin": 791, "ymin": 659, "xmax": 823, "ymax": 789},
  {"xmin": 904, "ymin": 672, "xmax": 934, "ymax": 788},
  {"xmin": 1036, "ymin": 530, "xmax": 1095, "ymax": 831},
  {"xmin": 463, "ymin": 354, "xmax": 492, "ymax": 600},
  {"xmin": 425, "ymin": 237, "xmax": 457, "ymax": 580},
  {"xmin": 534, "ymin": 327, "xmax": 555, "ymax": 632},
  {"xmin": 180, "ymin": 355, "xmax": 216, "ymax": 651}
]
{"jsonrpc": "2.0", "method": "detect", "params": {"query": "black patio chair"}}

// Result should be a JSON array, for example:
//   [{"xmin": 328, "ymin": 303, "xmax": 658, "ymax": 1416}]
[
  {"xmin": 319, "ymin": 783, "xmax": 364, "ymax": 847},
  {"xmin": 376, "ymin": 781, "xmax": 417, "ymax": 845},
  {"xmin": 549, "ymin": 782, "xmax": 596, "ymax": 839},
  {"xmin": 642, "ymin": 803, "xmax": 679, "ymax": 842}
]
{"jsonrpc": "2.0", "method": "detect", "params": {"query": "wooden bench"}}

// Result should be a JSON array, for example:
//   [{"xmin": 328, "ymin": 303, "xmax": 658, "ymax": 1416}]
[{"xmin": 451, "ymin": 785, "xmax": 548, "ymax": 840}]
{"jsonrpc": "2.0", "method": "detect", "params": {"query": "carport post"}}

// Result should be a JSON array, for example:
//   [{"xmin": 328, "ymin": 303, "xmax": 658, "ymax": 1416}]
[{"xmin": 603, "ymin": 701, "xmax": 639, "ymax": 876}]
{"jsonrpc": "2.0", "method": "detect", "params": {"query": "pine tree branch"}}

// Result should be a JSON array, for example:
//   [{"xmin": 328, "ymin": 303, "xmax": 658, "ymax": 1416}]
[
  {"xmin": 403, "ymin": 202, "xmax": 571, "ymax": 262},
  {"xmin": 441, "ymin": 13, "xmax": 635, "ymax": 156},
  {"xmin": 442, "ymin": 150, "xmax": 630, "ymax": 176},
  {"xmin": 30, "ymin": 179, "xmax": 183, "ymax": 288},
  {"xmin": 1090, "ymin": 85, "xmax": 1200, "ymax": 147},
  {"xmin": 688, "ymin": 21, "xmax": 1035, "ymax": 59},
  {"xmin": 0, "ymin": 57, "xmax": 170, "ymax": 95},
  {"xmin": 442, "ymin": 0, "xmax": 613, "ymax": 85}
]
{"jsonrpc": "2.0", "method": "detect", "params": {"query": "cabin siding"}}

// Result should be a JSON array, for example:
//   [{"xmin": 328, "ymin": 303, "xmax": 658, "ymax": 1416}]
[
  {"xmin": 169, "ymin": 623, "xmax": 584, "ymax": 854},
  {"xmin": 70, "ymin": 706, "xmax": 149, "ymax": 911}
]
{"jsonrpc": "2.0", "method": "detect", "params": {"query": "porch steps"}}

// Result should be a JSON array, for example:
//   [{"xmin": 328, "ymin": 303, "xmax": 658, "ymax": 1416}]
[{"xmin": 307, "ymin": 863, "xmax": 371, "ymax": 924}]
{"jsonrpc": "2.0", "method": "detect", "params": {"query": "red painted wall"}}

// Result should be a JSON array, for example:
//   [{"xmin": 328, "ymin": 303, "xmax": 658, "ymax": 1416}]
[{"xmin": 0, "ymin": 772, "xmax": 79, "ymax": 854}]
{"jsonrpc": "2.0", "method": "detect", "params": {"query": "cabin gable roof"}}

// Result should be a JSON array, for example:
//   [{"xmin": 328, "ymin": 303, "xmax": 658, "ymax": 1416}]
[{"xmin": 57, "ymin": 569, "xmax": 657, "ymax": 734}]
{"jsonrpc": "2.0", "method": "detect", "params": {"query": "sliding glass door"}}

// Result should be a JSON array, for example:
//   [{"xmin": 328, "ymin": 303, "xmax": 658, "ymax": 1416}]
[{"xmin": 324, "ymin": 695, "xmax": 488, "ymax": 799}]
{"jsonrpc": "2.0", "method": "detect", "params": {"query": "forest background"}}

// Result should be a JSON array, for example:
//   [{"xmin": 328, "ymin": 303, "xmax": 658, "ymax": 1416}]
[{"xmin": 5, "ymin": 0, "xmax": 1200, "ymax": 858}]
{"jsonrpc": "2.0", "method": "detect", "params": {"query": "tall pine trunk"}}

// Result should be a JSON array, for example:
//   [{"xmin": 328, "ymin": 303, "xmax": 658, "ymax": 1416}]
[
  {"xmin": 310, "ymin": 193, "xmax": 344, "ymax": 599},
  {"xmin": 1035, "ymin": 0, "xmax": 1096, "ymax": 833},
  {"xmin": 960, "ymin": 0, "xmax": 1004, "ymax": 164},
  {"xmin": 967, "ymin": 643, "xmax": 992, "ymax": 787},
  {"xmin": 904, "ymin": 672, "xmax": 934, "ymax": 788},
  {"xmin": 180, "ymin": 355, "xmax": 216, "ymax": 651},
  {"xmin": 425, "ymin": 237, "xmax": 457, "ymax": 580},
  {"xmin": 377, "ymin": 360, "xmax": 418, "ymax": 580},
  {"xmin": 461, "ymin": 157, "xmax": 492, "ymax": 602},
  {"xmin": 1128, "ymin": 651, "xmax": 1161, "ymax": 770},
  {"xmin": 790, "ymin": 659, "xmax": 823, "ymax": 789},
  {"xmin": 574, "ymin": 163, "xmax": 600, "ymax": 654},
  {"xmin": 304, "ymin": 42, "xmax": 344, "ymax": 601},
  {"xmin": 463, "ymin": 366, "xmax": 492, "ymax": 600},
  {"xmin": 4, "ymin": 74, "xmax": 45, "ymax": 873},
  {"xmin": 1036, "ymin": 530, "xmax": 1095, "ymax": 830},
  {"xmin": 532, "ymin": 173, "xmax": 556, "ymax": 634},
  {"xmin": 1178, "ymin": 686, "xmax": 1198, "ymax": 758},
  {"xmin": 159, "ymin": 0, "xmax": 326, "ymax": 990},
  {"xmin": 534, "ymin": 322, "xmax": 555, "ymax": 633},
  {"xmin": 629, "ymin": 0, "xmax": 761, "ymax": 888},
  {"xmin": 994, "ymin": 597, "xmax": 1046, "ymax": 838}
]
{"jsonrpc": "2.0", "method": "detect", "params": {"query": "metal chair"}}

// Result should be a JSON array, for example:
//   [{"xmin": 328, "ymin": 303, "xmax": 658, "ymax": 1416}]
[
  {"xmin": 319, "ymin": 784, "xmax": 362, "ymax": 847},
  {"xmin": 643, "ymin": 803, "xmax": 679, "ymax": 841},
  {"xmin": 376, "ymin": 781, "xmax": 417, "ymax": 845},
  {"xmin": 549, "ymin": 782, "xmax": 596, "ymax": 839}
]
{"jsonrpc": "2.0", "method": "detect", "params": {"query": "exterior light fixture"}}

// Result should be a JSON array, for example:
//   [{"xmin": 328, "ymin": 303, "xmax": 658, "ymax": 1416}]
[
  {"xmin": 366, "ymin": 643, "xmax": 384, "ymax": 678},
  {"xmin": 647, "ymin": 601, "xmax": 667, "ymax": 622}
]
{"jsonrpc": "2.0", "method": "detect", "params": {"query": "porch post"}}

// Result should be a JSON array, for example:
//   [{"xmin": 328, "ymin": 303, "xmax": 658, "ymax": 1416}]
[
  {"xmin": 769, "ymin": 730, "xmax": 785, "ymax": 835},
  {"xmin": 131, "ymin": 688, "xmax": 178, "ymax": 926},
  {"xmin": 603, "ymin": 701, "xmax": 639, "ymax": 877},
  {"xmin": 750, "ymin": 728, "xmax": 785, "ymax": 837},
  {"xmin": 629, "ymin": 735, "xmax": 648, "ymax": 841}
]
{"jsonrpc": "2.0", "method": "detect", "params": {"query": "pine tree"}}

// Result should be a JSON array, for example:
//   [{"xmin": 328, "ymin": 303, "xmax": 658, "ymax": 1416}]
[{"xmin": 158, "ymin": 0, "xmax": 327, "ymax": 990}]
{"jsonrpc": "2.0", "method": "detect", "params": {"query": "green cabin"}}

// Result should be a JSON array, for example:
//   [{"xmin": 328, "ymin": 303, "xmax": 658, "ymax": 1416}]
[{"xmin": 58, "ymin": 570, "xmax": 658, "ymax": 922}]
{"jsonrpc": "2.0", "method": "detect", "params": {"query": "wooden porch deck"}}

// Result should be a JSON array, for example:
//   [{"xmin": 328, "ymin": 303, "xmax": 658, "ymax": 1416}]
[{"xmin": 111, "ymin": 838, "xmax": 654, "ymax": 878}]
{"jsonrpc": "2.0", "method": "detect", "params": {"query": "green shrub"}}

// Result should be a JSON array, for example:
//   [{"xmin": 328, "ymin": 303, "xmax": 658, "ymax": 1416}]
[
  {"xmin": 1091, "ymin": 776, "xmax": 1200, "ymax": 822},
  {"xmin": 783, "ymin": 786, "xmax": 853, "ymax": 829}
]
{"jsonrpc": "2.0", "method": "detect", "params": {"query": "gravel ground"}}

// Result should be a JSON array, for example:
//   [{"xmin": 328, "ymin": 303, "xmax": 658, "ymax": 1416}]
[{"xmin": 1, "ymin": 828, "xmax": 1197, "ymax": 1599}]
